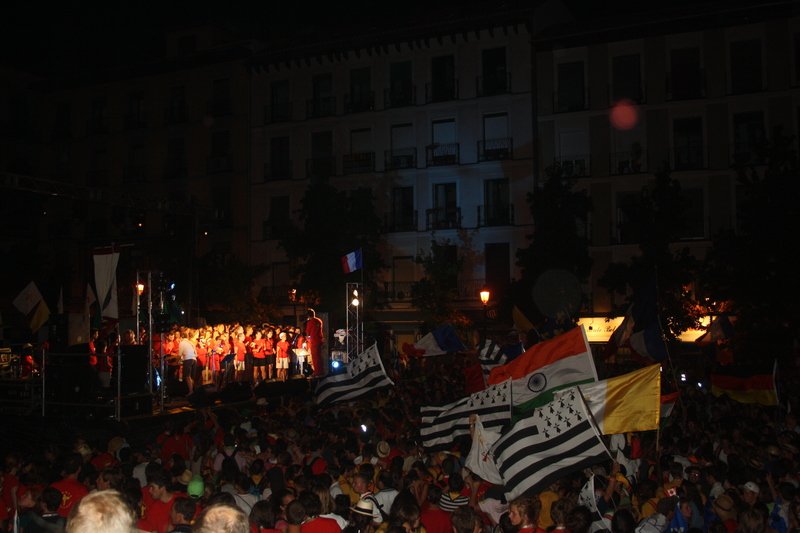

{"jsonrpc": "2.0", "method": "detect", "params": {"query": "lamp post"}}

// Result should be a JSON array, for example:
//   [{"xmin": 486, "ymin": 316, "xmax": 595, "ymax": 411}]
[
  {"xmin": 135, "ymin": 277, "xmax": 145, "ymax": 343},
  {"xmin": 479, "ymin": 286, "xmax": 491, "ymax": 342}
]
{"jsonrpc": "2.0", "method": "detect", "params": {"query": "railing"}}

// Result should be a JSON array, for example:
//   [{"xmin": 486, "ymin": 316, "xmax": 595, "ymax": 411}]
[
  {"xmin": 666, "ymin": 69, "xmax": 706, "ymax": 100},
  {"xmin": 478, "ymin": 138, "xmax": 513, "ymax": 162},
  {"xmin": 306, "ymin": 97, "xmax": 336, "ymax": 118},
  {"xmin": 477, "ymin": 72, "xmax": 511, "ymax": 96},
  {"xmin": 264, "ymin": 160, "xmax": 293, "ymax": 181},
  {"xmin": 306, "ymin": 156, "xmax": 336, "ymax": 179},
  {"xmin": 207, "ymin": 99, "xmax": 232, "ymax": 117},
  {"xmin": 379, "ymin": 281, "xmax": 415, "ymax": 301},
  {"xmin": 264, "ymin": 102, "xmax": 292, "ymax": 124},
  {"xmin": 553, "ymin": 88, "xmax": 589, "ymax": 113},
  {"xmin": 344, "ymin": 92, "xmax": 375, "ymax": 113},
  {"xmin": 384, "ymin": 86, "xmax": 416, "ymax": 108},
  {"xmin": 426, "ymin": 207, "xmax": 461, "ymax": 230},
  {"xmin": 673, "ymin": 144, "xmax": 706, "ymax": 170},
  {"xmin": 609, "ymin": 150, "xmax": 647, "ymax": 175},
  {"xmin": 426, "ymin": 143, "xmax": 460, "ymax": 166},
  {"xmin": 207, "ymin": 154, "xmax": 232, "ymax": 174},
  {"xmin": 478, "ymin": 204, "xmax": 514, "ymax": 227},
  {"xmin": 610, "ymin": 83, "xmax": 645, "ymax": 104},
  {"xmin": 164, "ymin": 107, "xmax": 188, "ymax": 125},
  {"xmin": 425, "ymin": 79, "xmax": 459, "ymax": 103},
  {"xmin": 384, "ymin": 210, "xmax": 418, "ymax": 232},
  {"xmin": 557, "ymin": 155, "xmax": 590, "ymax": 177},
  {"xmin": 342, "ymin": 152, "xmax": 375, "ymax": 174},
  {"xmin": 731, "ymin": 142, "xmax": 766, "ymax": 165},
  {"xmin": 384, "ymin": 148, "xmax": 417, "ymax": 170}
]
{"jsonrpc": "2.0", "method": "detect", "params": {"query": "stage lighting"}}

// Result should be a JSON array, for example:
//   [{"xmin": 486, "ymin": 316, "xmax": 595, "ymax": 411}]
[{"xmin": 332, "ymin": 360, "xmax": 340, "ymax": 369}]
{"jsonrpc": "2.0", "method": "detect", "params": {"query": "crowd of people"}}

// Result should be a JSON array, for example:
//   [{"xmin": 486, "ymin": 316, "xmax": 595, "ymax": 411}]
[{"xmin": 1, "ymin": 336, "xmax": 799, "ymax": 533}]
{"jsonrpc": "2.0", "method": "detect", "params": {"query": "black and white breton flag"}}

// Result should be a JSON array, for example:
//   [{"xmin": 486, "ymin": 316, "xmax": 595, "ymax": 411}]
[
  {"xmin": 420, "ymin": 379, "xmax": 511, "ymax": 450},
  {"xmin": 314, "ymin": 343, "xmax": 394, "ymax": 406},
  {"xmin": 478, "ymin": 339, "xmax": 507, "ymax": 383},
  {"xmin": 491, "ymin": 386, "xmax": 610, "ymax": 500}
]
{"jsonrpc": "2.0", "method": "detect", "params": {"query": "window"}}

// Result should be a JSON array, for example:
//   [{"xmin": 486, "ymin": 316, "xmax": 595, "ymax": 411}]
[
  {"xmin": 429, "ymin": 55, "xmax": 457, "ymax": 102},
  {"xmin": 678, "ymin": 187, "xmax": 705, "ymax": 240},
  {"xmin": 673, "ymin": 117, "xmax": 704, "ymax": 170},
  {"xmin": 178, "ymin": 35, "xmax": 196, "ymax": 56},
  {"xmin": 482, "ymin": 179, "xmax": 511, "ymax": 226},
  {"xmin": 556, "ymin": 61, "xmax": 586, "ymax": 111},
  {"xmin": 269, "ymin": 136, "xmax": 291, "ymax": 179},
  {"xmin": 730, "ymin": 39, "xmax": 762, "ymax": 94},
  {"xmin": 480, "ymin": 113, "xmax": 511, "ymax": 161},
  {"xmin": 53, "ymin": 103, "xmax": 71, "ymax": 139},
  {"xmin": 732, "ymin": 111, "xmax": 766, "ymax": 163},
  {"xmin": 388, "ymin": 61, "xmax": 413, "ymax": 107},
  {"xmin": 270, "ymin": 80, "xmax": 291, "ymax": 122},
  {"xmin": 264, "ymin": 196, "xmax": 290, "ymax": 239},
  {"xmin": 391, "ymin": 256, "xmax": 416, "ymax": 299},
  {"xmin": 391, "ymin": 187, "xmax": 415, "ymax": 232},
  {"xmin": 125, "ymin": 144, "xmax": 146, "ymax": 183},
  {"xmin": 89, "ymin": 97, "xmax": 108, "ymax": 133},
  {"xmin": 387, "ymin": 123, "xmax": 416, "ymax": 169},
  {"xmin": 433, "ymin": 244, "xmax": 458, "ymax": 289},
  {"xmin": 429, "ymin": 119, "xmax": 458, "ymax": 165},
  {"xmin": 795, "ymin": 33, "xmax": 800, "ymax": 84},
  {"xmin": 558, "ymin": 129, "xmax": 590, "ymax": 177},
  {"xmin": 165, "ymin": 138, "xmax": 186, "ymax": 180},
  {"xmin": 481, "ymin": 47, "xmax": 508, "ymax": 96},
  {"xmin": 211, "ymin": 79, "xmax": 231, "ymax": 116},
  {"xmin": 669, "ymin": 47, "xmax": 703, "ymax": 99},
  {"xmin": 213, "ymin": 187, "xmax": 232, "ymax": 226},
  {"xmin": 344, "ymin": 129, "xmax": 373, "ymax": 174},
  {"xmin": 126, "ymin": 92, "xmax": 146, "ymax": 129},
  {"xmin": 615, "ymin": 191, "xmax": 641, "ymax": 244},
  {"xmin": 167, "ymin": 86, "xmax": 186, "ymax": 123},
  {"xmin": 88, "ymin": 148, "xmax": 109, "ymax": 186},
  {"xmin": 430, "ymin": 182, "xmax": 459, "ymax": 229},
  {"xmin": 611, "ymin": 54, "xmax": 642, "ymax": 102},
  {"xmin": 310, "ymin": 74, "xmax": 334, "ymax": 117},
  {"xmin": 347, "ymin": 67, "xmax": 372, "ymax": 113},
  {"xmin": 308, "ymin": 131, "xmax": 334, "ymax": 178},
  {"xmin": 485, "ymin": 243, "xmax": 510, "ymax": 294},
  {"xmin": 208, "ymin": 130, "xmax": 231, "ymax": 173}
]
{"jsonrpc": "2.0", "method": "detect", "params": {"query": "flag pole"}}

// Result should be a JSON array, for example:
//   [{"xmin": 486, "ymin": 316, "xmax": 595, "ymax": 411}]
[{"xmin": 651, "ymin": 271, "xmax": 685, "ymax": 417}]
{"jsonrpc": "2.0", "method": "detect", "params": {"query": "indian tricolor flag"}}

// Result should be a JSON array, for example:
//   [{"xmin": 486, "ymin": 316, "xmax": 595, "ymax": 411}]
[
  {"xmin": 579, "ymin": 364, "xmax": 662, "ymax": 435},
  {"xmin": 488, "ymin": 326, "xmax": 597, "ymax": 412}
]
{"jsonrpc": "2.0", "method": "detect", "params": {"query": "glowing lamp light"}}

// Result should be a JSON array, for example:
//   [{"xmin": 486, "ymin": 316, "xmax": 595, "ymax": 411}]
[
  {"xmin": 136, "ymin": 283, "xmax": 145, "ymax": 296},
  {"xmin": 351, "ymin": 297, "xmax": 360, "ymax": 307},
  {"xmin": 479, "ymin": 288, "xmax": 491, "ymax": 306},
  {"xmin": 609, "ymin": 99, "xmax": 639, "ymax": 130},
  {"xmin": 331, "ymin": 360, "xmax": 341, "ymax": 369}
]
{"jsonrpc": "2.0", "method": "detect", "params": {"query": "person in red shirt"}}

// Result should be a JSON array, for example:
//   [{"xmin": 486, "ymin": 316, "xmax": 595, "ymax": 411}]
[
  {"xmin": 421, "ymin": 485, "xmax": 452, "ymax": 533},
  {"xmin": 305, "ymin": 309, "xmax": 325, "ymax": 378},
  {"xmin": 264, "ymin": 330, "xmax": 276, "ymax": 382},
  {"xmin": 234, "ymin": 333, "xmax": 247, "ymax": 382},
  {"xmin": 252, "ymin": 330, "xmax": 267, "ymax": 383},
  {"xmin": 0, "ymin": 453, "xmax": 21, "ymax": 529},
  {"xmin": 297, "ymin": 492, "xmax": 340, "ymax": 533},
  {"xmin": 50, "ymin": 453, "xmax": 89, "ymax": 518},
  {"xmin": 141, "ymin": 467, "xmax": 178, "ymax": 533},
  {"xmin": 276, "ymin": 332, "xmax": 290, "ymax": 382},
  {"xmin": 160, "ymin": 423, "xmax": 194, "ymax": 466}
]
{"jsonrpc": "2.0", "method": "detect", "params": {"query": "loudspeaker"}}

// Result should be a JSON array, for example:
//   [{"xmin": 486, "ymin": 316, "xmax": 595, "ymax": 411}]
[
  {"xmin": 120, "ymin": 393, "xmax": 153, "ymax": 417},
  {"xmin": 187, "ymin": 384, "xmax": 219, "ymax": 408},
  {"xmin": 111, "ymin": 345, "xmax": 150, "ymax": 394},
  {"xmin": 219, "ymin": 382, "xmax": 252, "ymax": 403}
]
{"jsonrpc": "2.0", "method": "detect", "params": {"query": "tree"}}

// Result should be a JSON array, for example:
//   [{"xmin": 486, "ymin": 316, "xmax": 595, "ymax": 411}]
[
  {"xmin": 700, "ymin": 130, "xmax": 800, "ymax": 365},
  {"xmin": 599, "ymin": 169, "xmax": 702, "ymax": 342},
  {"xmin": 513, "ymin": 163, "xmax": 592, "ymax": 338},
  {"xmin": 279, "ymin": 178, "xmax": 385, "ymax": 327},
  {"xmin": 411, "ymin": 238, "xmax": 471, "ymax": 335}
]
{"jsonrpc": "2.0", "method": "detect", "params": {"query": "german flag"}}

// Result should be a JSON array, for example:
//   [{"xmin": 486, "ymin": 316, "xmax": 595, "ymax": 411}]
[{"xmin": 711, "ymin": 361, "xmax": 778, "ymax": 406}]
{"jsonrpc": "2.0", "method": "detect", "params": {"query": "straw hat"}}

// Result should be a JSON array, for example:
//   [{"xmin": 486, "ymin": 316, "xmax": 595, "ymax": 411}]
[
  {"xmin": 376, "ymin": 441, "xmax": 391, "ymax": 459},
  {"xmin": 178, "ymin": 469, "xmax": 193, "ymax": 486},
  {"xmin": 712, "ymin": 494, "xmax": 737, "ymax": 521},
  {"xmin": 351, "ymin": 498, "xmax": 374, "ymax": 517}
]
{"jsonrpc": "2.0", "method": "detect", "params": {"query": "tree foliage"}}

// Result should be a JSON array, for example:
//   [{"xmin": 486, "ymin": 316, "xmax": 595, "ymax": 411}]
[{"xmin": 411, "ymin": 238, "xmax": 471, "ymax": 334}]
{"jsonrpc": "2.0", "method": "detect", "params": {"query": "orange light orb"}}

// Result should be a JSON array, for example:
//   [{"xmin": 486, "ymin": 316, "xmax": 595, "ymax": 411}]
[{"xmin": 610, "ymin": 99, "xmax": 639, "ymax": 130}]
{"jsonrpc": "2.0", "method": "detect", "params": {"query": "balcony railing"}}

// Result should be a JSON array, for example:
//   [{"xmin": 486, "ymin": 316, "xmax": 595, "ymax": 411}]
[
  {"xmin": 342, "ymin": 152, "xmax": 375, "ymax": 175},
  {"xmin": 306, "ymin": 156, "xmax": 336, "ymax": 179},
  {"xmin": 384, "ymin": 210, "xmax": 418, "ymax": 233},
  {"xmin": 731, "ymin": 142, "xmax": 766, "ymax": 165},
  {"xmin": 426, "ymin": 207, "xmax": 461, "ymax": 230},
  {"xmin": 477, "ymin": 72, "xmax": 511, "ymax": 96},
  {"xmin": 666, "ymin": 69, "xmax": 706, "ymax": 100},
  {"xmin": 610, "ymin": 83, "xmax": 645, "ymax": 104},
  {"xmin": 264, "ymin": 160, "xmax": 292, "ymax": 181},
  {"xmin": 426, "ymin": 143, "xmax": 459, "ymax": 166},
  {"xmin": 478, "ymin": 204, "xmax": 514, "ymax": 227},
  {"xmin": 207, "ymin": 154, "xmax": 232, "ymax": 174},
  {"xmin": 207, "ymin": 99, "xmax": 232, "ymax": 117},
  {"xmin": 553, "ymin": 88, "xmax": 589, "ymax": 113},
  {"xmin": 384, "ymin": 148, "xmax": 417, "ymax": 170},
  {"xmin": 610, "ymin": 149, "xmax": 647, "ymax": 175},
  {"xmin": 425, "ymin": 79, "xmax": 459, "ymax": 103},
  {"xmin": 384, "ymin": 86, "xmax": 416, "ymax": 108},
  {"xmin": 164, "ymin": 107, "xmax": 188, "ymax": 125},
  {"xmin": 556, "ymin": 155, "xmax": 590, "ymax": 177},
  {"xmin": 478, "ymin": 138, "xmax": 513, "ymax": 162},
  {"xmin": 344, "ymin": 92, "xmax": 375, "ymax": 113},
  {"xmin": 379, "ymin": 281, "xmax": 415, "ymax": 302},
  {"xmin": 306, "ymin": 97, "xmax": 336, "ymax": 118},
  {"xmin": 264, "ymin": 102, "xmax": 292, "ymax": 124},
  {"xmin": 673, "ymin": 144, "xmax": 706, "ymax": 170}
]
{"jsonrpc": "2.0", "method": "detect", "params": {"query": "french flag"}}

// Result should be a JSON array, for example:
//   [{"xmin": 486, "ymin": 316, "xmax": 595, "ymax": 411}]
[{"xmin": 341, "ymin": 248, "xmax": 363, "ymax": 273}]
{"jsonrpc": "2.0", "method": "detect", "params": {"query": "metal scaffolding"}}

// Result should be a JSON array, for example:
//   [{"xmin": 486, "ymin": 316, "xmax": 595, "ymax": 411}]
[{"xmin": 345, "ymin": 282, "xmax": 363, "ymax": 361}]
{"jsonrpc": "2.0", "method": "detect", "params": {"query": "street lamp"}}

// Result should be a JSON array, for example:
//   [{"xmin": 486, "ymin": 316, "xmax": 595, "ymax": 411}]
[
  {"xmin": 289, "ymin": 288, "xmax": 298, "ymax": 326},
  {"xmin": 135, "ymin": 279, "xmax": 145, "ymax": 343},
  {"xmin": 479, "ymin": 287, "xmax": 491, "ymax": 342}
]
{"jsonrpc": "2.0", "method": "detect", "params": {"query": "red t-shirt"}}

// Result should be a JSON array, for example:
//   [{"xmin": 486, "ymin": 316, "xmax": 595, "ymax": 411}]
[
  {"xmin": 234, "ymin": 340, "xmax": 247, "ymax": 362},
  {"xmin": 277, "ymin": 340, "xmax": 290, "ymax": 359},
  {"xmin": 301, "ymin": 516, "xmax": 341, "ymax": 533},
  {"xmin": 0, "ymin": 472, "xmax": 20, "ymax": 521},
  {"xmin": 51, "ymin": 477, "xmax": 89, "ymax": 518},
  {"xmin": 141, "ymin": 493, "xmax": 178, "ymax": 533},
  {"xmin": 161, "ymin": 433, "xmax": 193, "ymax": 464},
  {"xmin": 421, "ymin": 507, "xmax": 452, "ymax": 533},
  {"xmin": 252, "ymin": 338, "xmax": 266, "ymax": 359}
]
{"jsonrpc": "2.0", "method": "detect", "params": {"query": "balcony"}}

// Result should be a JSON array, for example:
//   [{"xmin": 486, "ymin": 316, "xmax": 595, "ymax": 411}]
[
  {"xmin": 673, "ymin": 144, "xmax": 706, "ymax": 170},
  {"xmin": 264, "ymin": 160, "xmax": 292, "ymax": 181},
  {"xmin": 342, "ymin": 152, "xmax": 375, "ymax": 174},
  {"xmin": 207, "ymin": 154, "xmax": 232, "ymax": 174},
  {"xmin": 666, "ymin": 69, "xmax": 706, "ymax": 100},
  {"xmin": 344, "ymin": 92, "xmax": 375, "ymax": 114},
  {"xmin": 207, "ymin": 99, "xmax": 232, "ymax": 117},
  {"xmin": 426, "ymin": 143, "xmax": 460, "ymax": 166},
  {"xmin": 86, "ymin": 118, "xmax": 109, "ymax": 135},
  {"xmin": 556, "ymin": 155, "xmax": 590, "ymax": 177},
  {"xmin": 124, "ymin": 114, "xmax": 147, "ymax": 130},
  {"xmin": 477, "ymin": 72, "xmax": 511, "ymax": 96},
  {"xmin": 164, "ymin": 166, "xmax": 187, "ymax": 181},
  {"xmin": 610, "ymin": 83, "xmax": 645, "ymax": 104},
  {"xmin": 384, "ymin": 148, "xmax": 417, "ymax": 170},
  {"xmin": 384, "ymin": 86, "xmax": 416, "ymax": 108},
  {"xmin": 306, "ymin": 156, "xmax": 336, "ymax": 179},
  {"xmin": 385, "ymin": 210, "xmax": 418, "ymax": 233},
  {"xmin": 610, "ymin": 149, "xmax": 647, "ymax": 175},
  {"xmin": 478, "ymin": 204, "xmax": 514, "ymax": 227},
  {"xmin": 731, "ymin": 142, "xmax": 766, "ymax": 166},
  {"xmin": 123, "ymin": 165, "xmax": 146, "ymax": 184},
  {"xmin": 425, "ymin": 79, "xmax": 458, "ymax": 103},
  {"xmin": 379, "ymin": 281, "xmax": 415, "ymax": 302},
  {"xmin": 478, "ymin": 138, "xmax": 513, "ymax": 162},
  {"xmin": 426, "ymin": 207, "xmax": 461, "ymax": 230},
  {"xmin": 553, "ymin": 88, "xmax": 589, "ymax": 113},
  {"xmin": 164, "ymin": 107, "xmax": 188, "ymax": 125},
  {"xmin": 264, "ymin": 102, "xmax": 292, "ymax": 124},
  {"xmin": 306, "ymin": 97, "xmax": 336, "ymax": 119}
]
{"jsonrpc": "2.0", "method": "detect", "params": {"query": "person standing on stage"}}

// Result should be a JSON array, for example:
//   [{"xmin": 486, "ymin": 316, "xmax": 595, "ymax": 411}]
[
  {"xmin": 305, "ymin": 308, "xmax": 325, "ymax": 377},
  {"xmin": 178, "ymin": 328, "xmax": 197, "ymax": 395},
  {"xmin": 276, "ymin": 331, "xmax": 290, "ymax": 382}
]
